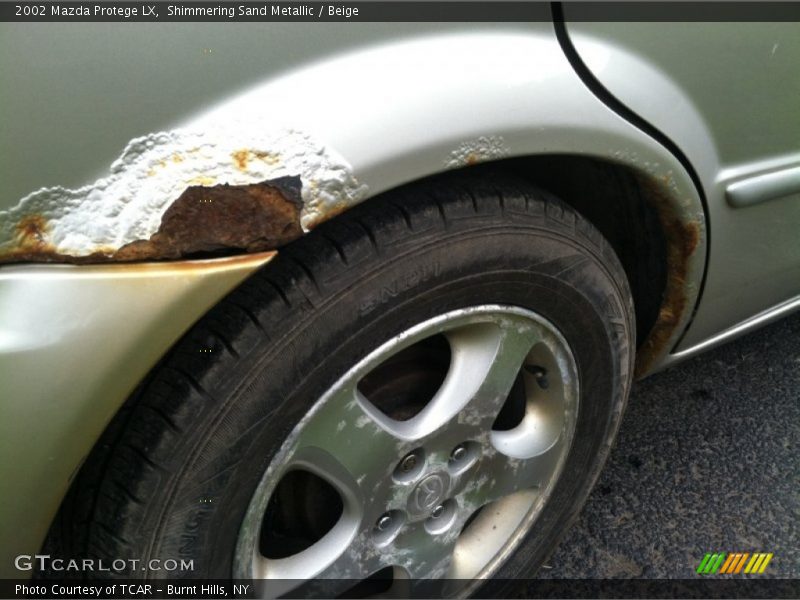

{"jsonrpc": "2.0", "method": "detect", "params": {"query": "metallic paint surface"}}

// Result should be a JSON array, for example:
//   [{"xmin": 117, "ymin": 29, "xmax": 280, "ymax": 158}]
[
  {"xmin": 564, "ymin": 21, "xmax": 800, "ymax": 351},
  {"xmin": 0, "ymin": 253, "xmax": 275, "ymax": 577},
  {"xmin": 671, "ymin": 291, "xmax": 800, "ymax": 360},
  {"xmin": 726, "ymin": 164, "xmax": 800, "ymax": 209}
]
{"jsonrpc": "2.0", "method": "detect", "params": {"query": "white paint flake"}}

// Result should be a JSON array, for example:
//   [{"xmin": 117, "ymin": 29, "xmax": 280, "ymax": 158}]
[{"xmin": 445, "ymin": 135, "xmax": 511, "ymax": 168}]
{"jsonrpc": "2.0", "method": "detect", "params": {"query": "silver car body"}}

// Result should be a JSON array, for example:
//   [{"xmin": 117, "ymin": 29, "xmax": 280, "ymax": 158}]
[{"xmin": 0, "ymin": 20, "xmax": 798, "ymax": 575}]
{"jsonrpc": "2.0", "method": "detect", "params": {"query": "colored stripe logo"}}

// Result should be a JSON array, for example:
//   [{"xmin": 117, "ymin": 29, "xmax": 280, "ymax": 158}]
[{"xmin": 696, "ymin": 552, "xmax": 773, "ymax": 575}]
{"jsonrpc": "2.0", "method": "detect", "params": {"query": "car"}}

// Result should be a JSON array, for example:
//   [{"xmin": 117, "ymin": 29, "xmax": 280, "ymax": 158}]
[{"xmin": 1, "ymin": 5, "xmax": 798, "ymax": 597}]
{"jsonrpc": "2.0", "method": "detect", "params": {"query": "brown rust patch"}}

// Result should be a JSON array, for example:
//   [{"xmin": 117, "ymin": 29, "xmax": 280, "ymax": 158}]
[
  {"xmin": 0, "ymin": 176, "xmax": 304, "ymax": 265},
  {"xmin": 634, "ymin": 173, "xmax": 703, "ymax": 378},
  {"xmin": 114, "ymin": 175, "xmax": 303, "ymax": 260},
  {"xmin": 0, "ymin": 247, "xmax": 119, "ymax": 265}
]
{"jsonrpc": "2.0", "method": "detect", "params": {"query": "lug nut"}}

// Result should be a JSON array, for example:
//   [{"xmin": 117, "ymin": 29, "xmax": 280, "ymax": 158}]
[
  {"xmin": 372, "ymin": 510, "xmax": 407, "ymax": 546},
  {"xmin": 451, "ymin": 444, "xmax": 468, "ymax": 462},
  {"xmin": 376, "ymin": 514, "xmax": 393, "ymax": 531},
  {"xmin": 394, "ymin": 448, "xmax": 425, "ymax": 482},
  {"xmin": 431, "ymin": 504, "xmax": 445, "ymax": 519},
  {"xmin": 399, "ymin": 453, "xmax": 418, "ymax": 473}
]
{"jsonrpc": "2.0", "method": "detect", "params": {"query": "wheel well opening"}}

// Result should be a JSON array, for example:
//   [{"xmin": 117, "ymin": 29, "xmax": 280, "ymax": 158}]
[
  {"xmin": 368, "ymin": 155, "xmax": 670, "ymax": 364},
  {"xmin": 498, "ymin": 155, "xmax": 668, "ymax": 354}
]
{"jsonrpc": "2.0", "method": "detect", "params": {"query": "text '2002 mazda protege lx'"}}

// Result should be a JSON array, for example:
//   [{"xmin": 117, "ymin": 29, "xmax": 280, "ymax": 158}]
[{"xmin": 0, "ymin": 2, "xmax": 798, "ymax": 597}]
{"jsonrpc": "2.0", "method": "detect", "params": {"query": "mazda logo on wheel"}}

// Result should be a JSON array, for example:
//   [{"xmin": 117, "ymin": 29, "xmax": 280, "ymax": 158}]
[{"xmin": 411, "ymin": 473, "xmax": 449, "ymax": 513}]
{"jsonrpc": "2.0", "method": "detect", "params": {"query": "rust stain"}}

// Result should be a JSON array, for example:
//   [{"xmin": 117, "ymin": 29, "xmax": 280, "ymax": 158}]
[
  {"xmin": 232, "ymin": 149, "xmax": 280, "ymax": 171},
  {"xmin": 634, "ymin": 173, "xmax": 702, "ymax": 378},
  {"xmin": 232, "ymin": 149, "xmax": 250, "ymax": 171},
  {"xmin": 110, "ymin": 250, "xmax": 278, "ymax": 273},
  {"xmin": 148, "ymin": 156, "xmax": 183, "ymax": 177},
  {"xmin": 188, "ymin": 175, "xmax": 217, "ymax": 186},
  {"xmin": 0, "ymin": 176, "xmax": 304, "ymax": 265},
  {"xmin": 0, "ymin": 250, "xmax": 278, "ymax": 272},
  {"xmin": 0, "ymin": 246, "xmax": 118, "ymax": 265},
  {"xmin": 256, "ymin": 150, "xmax": 280, "ymax": 165},
  {"xmin": 14, "ymin": 215, "xmax": 52, "ymax": 251}
]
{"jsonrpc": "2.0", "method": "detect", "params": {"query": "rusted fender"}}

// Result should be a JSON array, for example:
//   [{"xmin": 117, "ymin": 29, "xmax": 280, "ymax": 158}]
[{"xmin": 0, "ymin": 128, "xmax": 367, "ymax": 264}]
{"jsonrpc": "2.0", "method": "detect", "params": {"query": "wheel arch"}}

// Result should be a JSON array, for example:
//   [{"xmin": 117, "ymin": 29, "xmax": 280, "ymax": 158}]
[{"xmin": 347, "ymin": 154, "xmax": 699, "ymax": 379}]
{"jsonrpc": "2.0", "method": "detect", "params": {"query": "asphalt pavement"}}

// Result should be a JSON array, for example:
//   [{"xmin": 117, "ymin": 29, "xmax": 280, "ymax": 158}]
[{"xmin": 541, "ymin": 312, "xmax": 800, "ymax": 579}]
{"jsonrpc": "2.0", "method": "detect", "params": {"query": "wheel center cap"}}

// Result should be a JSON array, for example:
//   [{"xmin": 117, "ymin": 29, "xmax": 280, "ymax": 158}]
[{"xmin": 408, "ymin": 472, "xmax": 450, "ymax": 516}]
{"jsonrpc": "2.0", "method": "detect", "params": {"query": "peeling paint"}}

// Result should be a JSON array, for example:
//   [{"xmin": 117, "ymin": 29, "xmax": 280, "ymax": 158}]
[
  {"xmin": 0, "ymin": 127, "xmax": 368, "ymax": 263},
  {"xmin": 354, "ymin": 415, "xmax": 371, "ymax": 429},
  {"xmin": 445, "ymin": 135, "xmax": 510, "ymax": 168}
]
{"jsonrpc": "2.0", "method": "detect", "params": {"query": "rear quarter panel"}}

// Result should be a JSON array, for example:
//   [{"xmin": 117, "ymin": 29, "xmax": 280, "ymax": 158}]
[{"xmin": 564, "ymin": 20, "xmax": 800, "ymax": 350}]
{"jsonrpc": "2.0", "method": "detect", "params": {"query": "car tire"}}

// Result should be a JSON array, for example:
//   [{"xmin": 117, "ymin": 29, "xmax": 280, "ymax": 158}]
[{"xmin": 43, "ymin": 174, "xmax": 635, "ymax": 597}]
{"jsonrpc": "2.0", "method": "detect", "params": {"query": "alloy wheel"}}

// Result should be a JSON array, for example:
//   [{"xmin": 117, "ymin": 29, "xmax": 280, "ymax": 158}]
[{"xmin": 234, "ymin": 305, "xmax": 579, "ymax": 596}]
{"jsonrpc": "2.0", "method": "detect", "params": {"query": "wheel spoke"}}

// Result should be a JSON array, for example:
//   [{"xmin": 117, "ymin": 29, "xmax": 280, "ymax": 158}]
[
  {"xmin": 254, "ymin": 526, "xmax": 381, "ymax": 598},
  {"xmin": 290, "ymin": 385, "xmax": 409, "ymax": 508},
  {"xmin": 391, "ymin": 521, "xmax": 458, "ymax": 582},
  {"xmin": 440, "ymin": 317, "xmax": 540, "ymax": 434},
  {"xmin": 460, "ymin": 434, "xmax": 568, "ymax": 509}
]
